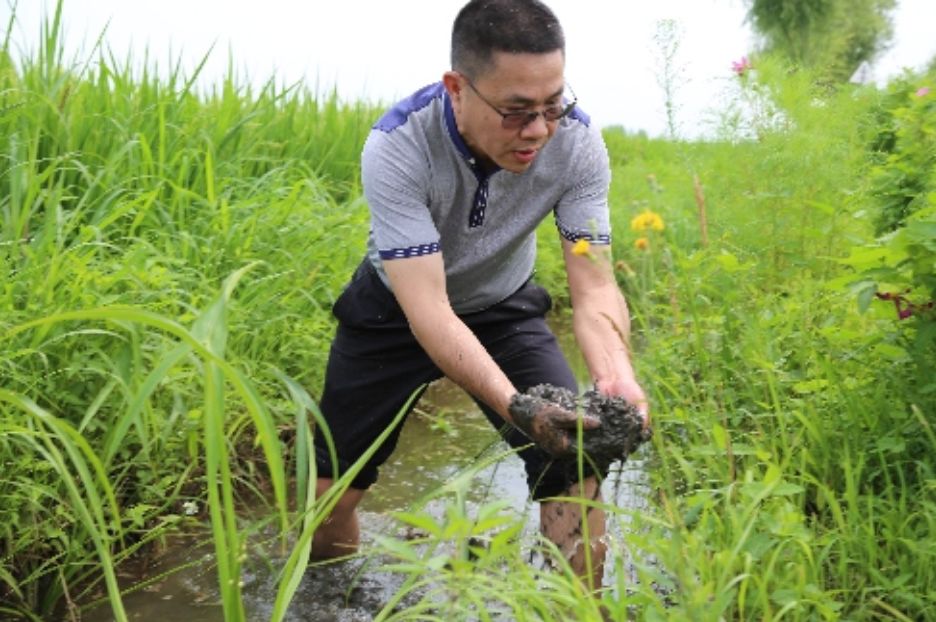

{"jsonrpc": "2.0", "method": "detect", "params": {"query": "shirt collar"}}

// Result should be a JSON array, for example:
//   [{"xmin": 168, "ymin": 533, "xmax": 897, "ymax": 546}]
[{"xmin": 443, "ymin": 91, "xmax": 500, "ymax": 176}]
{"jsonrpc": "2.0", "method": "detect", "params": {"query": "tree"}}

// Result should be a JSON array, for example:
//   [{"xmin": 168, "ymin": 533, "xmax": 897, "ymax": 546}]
[{"xmin": 745, "ymin": 0, "xmax": 897, "ymax": 82}]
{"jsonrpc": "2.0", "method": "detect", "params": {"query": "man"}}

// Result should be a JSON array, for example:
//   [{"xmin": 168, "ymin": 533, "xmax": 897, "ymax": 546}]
[{"xmin": 312, "ymin": 0, "xmax": 648, "ymax": 586}]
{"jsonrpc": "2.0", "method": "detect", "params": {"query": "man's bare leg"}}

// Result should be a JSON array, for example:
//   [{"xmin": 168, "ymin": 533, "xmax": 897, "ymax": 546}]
[
  {"xmin": 540, "ymin": 476, "xmax": 606, "ymax": 589},
  {"xmin": 311, "ymin": 478, "xmax": 367, "ymax": 560}
]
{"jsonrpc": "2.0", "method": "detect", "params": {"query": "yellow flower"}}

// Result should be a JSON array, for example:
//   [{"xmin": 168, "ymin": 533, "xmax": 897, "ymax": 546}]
[
  {"xmin": 634, "ymin": 237, "xmax": 650, "ymax": 251},
  {"xmin": 571, "ymin": 238, "xmax": 591, "ymax": 256},
  {"xmin": 630, "ymin": 209, "xmax": 665, "ymax": 232}
]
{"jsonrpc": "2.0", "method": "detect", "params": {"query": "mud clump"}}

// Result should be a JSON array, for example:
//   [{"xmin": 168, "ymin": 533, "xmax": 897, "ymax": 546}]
[{"xmin": 524, "ymin": 384, "xmax": 651, "ymax": 470}]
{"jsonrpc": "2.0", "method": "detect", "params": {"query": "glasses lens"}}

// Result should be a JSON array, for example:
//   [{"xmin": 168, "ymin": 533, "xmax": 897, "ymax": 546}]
[
  {"xmin": 496, "ymin": 88, "xmax": 576, "ymax": 129},
  {"xmin": 542, "ymin": 107, "xmax": 563, "ymax": 122},
  {"xmin": 501, "ymin": 112, "xmax": 532, "ymax": 130},
  {"xmin": 546, "ymin": 101, "xmax": 575, "ymax": 121},
  {"xmin": 501, "ymin": 105, "xmax": 571, "ymax": 130}
]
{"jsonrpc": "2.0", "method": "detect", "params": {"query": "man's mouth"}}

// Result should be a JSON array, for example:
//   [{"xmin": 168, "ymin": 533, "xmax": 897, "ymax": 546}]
[{"xmin": 513, "ymin": 147, "xmax": 539, "ymax": 164}]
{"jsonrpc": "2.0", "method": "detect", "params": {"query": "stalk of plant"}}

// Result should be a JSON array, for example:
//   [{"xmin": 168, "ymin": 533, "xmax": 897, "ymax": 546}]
[
  {"xmin": 0, "ymin": 390, "xmax": 129, "ymax": 622},
  {"xmin": 3, "ymin": 1, "xmax": 936, "ymax": 618}
]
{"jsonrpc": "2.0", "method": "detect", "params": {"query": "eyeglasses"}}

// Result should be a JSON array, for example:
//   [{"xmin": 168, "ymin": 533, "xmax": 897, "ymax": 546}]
[{"xmin": 463, "ymin": 78, "xmax": 577, "ymax": 130}]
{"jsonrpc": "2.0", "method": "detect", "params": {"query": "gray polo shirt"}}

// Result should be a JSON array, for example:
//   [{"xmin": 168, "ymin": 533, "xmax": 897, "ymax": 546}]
[{"xmin": 362, "ymin": 82, "xmax": 611, "ymax": 314}]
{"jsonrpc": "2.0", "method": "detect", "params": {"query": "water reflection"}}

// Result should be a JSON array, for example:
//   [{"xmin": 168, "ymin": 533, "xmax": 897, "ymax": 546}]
[
  {"xmin": 82, "ymin": 316, "xmax": 653, "ymax": 621},
  {"xmin": 362, "ymin": 379, "xmax": 532, "ymax": 514}
]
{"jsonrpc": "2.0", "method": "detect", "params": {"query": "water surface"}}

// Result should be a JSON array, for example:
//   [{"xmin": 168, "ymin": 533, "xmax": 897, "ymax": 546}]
[{"xmin": 82, "ymin": 321, "xmax": 653, "ymax": 621}]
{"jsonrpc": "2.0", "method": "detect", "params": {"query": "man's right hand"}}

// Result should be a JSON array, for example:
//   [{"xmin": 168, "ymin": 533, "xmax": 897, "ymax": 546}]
[{"xmin": 508, "ymin": 394, "xmax": 601, "ymax": 457}]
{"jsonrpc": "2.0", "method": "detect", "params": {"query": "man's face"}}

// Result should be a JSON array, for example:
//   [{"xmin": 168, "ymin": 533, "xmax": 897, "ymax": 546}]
[{"xmin": 445, "ymin": 50, "xmax": 566, "ymax": 174}]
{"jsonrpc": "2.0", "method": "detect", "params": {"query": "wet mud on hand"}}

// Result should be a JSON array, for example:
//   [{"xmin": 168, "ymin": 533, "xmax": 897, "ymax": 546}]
[{"xmin": 521, "ymin": 384, "xmax": 652, "ymax": 471}]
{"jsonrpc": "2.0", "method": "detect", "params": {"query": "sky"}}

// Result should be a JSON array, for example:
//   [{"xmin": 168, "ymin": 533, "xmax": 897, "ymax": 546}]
[{"xmin": 4, "ymin": 0, "xmax": 935, "ymax": 138}]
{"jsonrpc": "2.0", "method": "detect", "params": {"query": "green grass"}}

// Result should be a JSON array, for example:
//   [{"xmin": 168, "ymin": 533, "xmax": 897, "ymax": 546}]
[
  {"xmin": 1, "ymin": 4, "xmax": 378, "ymax": 619},
  {"xmin": 2, "ymin": 3, "xmax": 935, "ymax": 621}
]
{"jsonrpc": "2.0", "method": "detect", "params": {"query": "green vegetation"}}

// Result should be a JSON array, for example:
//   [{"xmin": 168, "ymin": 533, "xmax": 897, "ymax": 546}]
[
  {"xmin": 2, "ymin": 5, "xmax": 935, "ymax": 621},
  {"xmin": 743, "ymin": 0, "xmax": 897, "ymax": 82}
]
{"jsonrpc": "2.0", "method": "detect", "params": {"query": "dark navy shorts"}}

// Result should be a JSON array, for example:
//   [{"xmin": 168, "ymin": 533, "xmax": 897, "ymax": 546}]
[{"xmin": 314, "ymin": 261, "xmax": 603, "ymax": 501}]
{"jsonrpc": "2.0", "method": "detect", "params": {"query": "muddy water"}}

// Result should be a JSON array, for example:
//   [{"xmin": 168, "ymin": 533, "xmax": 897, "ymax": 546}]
[{"xmin": 82, "ymin": 321, "xmax": 653, "ymax": 621}]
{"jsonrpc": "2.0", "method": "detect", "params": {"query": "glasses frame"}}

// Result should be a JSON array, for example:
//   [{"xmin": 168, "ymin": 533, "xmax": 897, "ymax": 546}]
[{"xmin": 462, "ymin": 77, "xmax": 578, "ymax": 130}]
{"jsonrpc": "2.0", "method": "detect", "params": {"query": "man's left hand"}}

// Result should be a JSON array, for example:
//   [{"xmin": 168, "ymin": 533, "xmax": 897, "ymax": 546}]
[{"xmin": 596, "ymin": 377, "xmax": 650, "ymax": 429}]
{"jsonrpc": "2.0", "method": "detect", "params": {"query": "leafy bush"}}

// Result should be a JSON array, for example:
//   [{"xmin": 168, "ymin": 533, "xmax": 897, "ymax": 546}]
[
  {"xmin": 867, "ymin": 74, "xmax": 936, "ymax": 234},
  {"xmin": 843, "ymin": 69, "xmax": 936, "ymax": 390}
]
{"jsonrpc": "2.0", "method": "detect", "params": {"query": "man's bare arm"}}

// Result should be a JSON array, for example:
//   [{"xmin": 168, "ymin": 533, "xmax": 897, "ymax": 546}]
[
  {"xmin": 562, "ymin": 239, "xmax": 649, "ymax": 424},
  {"xmin": 382, "ymin": 254, "xmax": 517, "ymax": 421}
]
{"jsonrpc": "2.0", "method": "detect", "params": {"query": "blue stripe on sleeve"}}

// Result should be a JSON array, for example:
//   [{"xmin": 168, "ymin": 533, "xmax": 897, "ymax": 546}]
[{"xmin": 378, "ymin": 242, "xmax": 442, "ymax": 260}]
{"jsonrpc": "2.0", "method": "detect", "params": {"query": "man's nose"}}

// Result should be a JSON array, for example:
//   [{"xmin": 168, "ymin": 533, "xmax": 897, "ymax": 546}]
[{"xmin": 520, "ymin": 113, "xmax": 550, "ymax": 139}]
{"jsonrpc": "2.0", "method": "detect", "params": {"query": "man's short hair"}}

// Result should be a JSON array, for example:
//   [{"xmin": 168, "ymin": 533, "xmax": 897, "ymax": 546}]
[{"xmin": 451, "ymin": 0, "xmax": 565, "ymax": 78}]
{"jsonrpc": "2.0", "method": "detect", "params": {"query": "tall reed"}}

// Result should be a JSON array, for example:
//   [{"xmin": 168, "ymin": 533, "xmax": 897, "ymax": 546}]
[{"xmin": 1, "ymin": 1, "xmax": 381, "ymax": 618}]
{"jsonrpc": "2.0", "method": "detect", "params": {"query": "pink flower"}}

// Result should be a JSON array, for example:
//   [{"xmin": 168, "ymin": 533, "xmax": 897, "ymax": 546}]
[
  {"xmin": 732, "ymin": 56, "xmax": 752, "ymax": 77},
  {"xmin": 916, "ymin": 86, "xmax": 931, "ymax": 97}
]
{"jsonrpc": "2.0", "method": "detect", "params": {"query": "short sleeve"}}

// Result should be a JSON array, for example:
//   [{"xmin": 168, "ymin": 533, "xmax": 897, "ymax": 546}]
[
  {"xmin": 361, "ymin": 130, "xmax": 442, "ymax": 260},
  {"xmin": 553, "ymin": 123, "xmax": 612, "ymax": 245}
]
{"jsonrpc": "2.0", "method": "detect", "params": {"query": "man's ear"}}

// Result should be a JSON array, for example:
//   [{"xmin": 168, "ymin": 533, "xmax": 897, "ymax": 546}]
[{"xmin": 442, "ymin": 71, "xmax": 463, "ymax": 106}]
